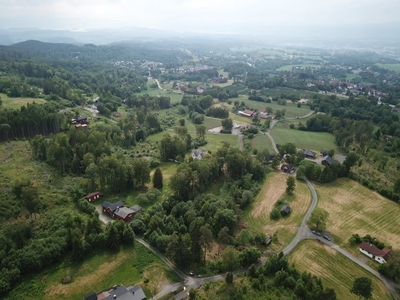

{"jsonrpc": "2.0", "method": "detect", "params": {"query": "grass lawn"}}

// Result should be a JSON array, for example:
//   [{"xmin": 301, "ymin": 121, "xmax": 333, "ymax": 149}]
[
  {"xmin": 136, "ymin": 86, "xmax": 183, "ymax": 104},
  {"xmin": 289, "ymin": 240, "xmax": 391, "ymax": 300},
  {"xmin": 227, "ymin": 95, "xmax": 313, "ymax": 119},
  {"xmin": 250, "ymin": 134, "xmax": 275, "ymax": 153},
  {"xmin": 314, "ymin": 178, "xmax": 400, "ymax": 250},
  {"xmin": 203, "ymin": 133, "xmax": 239, "ymax": 154},
  {"xmin": 271, "ymin": 124, "xmax": 342, "ymax": 154},
  {"xmin": 0, "ymin": 93, "xmax": 46, "ymax": 109},
  {"xmin": 376, "ymin": 63, "xmax": 400, "ymax": 73},
  {"xmin": 244, "ymin": 172, "xmax": 312, "ymax": 251},
  {"xmin": 7, "ymin": 243, "xmax": 180, "ymax": 300}
]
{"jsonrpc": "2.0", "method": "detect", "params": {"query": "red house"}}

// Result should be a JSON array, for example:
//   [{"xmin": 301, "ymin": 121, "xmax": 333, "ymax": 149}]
[
  {"xmin": 101, "ymin": 201, "xmax": 142, "ymax": 222},
  {"xmin": 85, "ymin": 192, "xmax": 102, "ymax": 202}
]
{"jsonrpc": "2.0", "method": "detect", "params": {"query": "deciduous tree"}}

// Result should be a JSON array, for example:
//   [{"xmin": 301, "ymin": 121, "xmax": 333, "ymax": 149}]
[
  {"xmin": 152, "ymin": 167, "xmax": 163, "ymax": 189},
  {"xmin": 307, "ymin": 207, "xmax": 329, "ymax": 231},
  {"xmin": 350, "ymin": 277, "xmax": 373, "ymax": 299},
  {"xmin": 286, "ymin": 176, "xmax": 296, "ymax": 194}
]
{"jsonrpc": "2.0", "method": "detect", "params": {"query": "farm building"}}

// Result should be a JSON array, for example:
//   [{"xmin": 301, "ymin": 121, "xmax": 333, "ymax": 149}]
[
  {"xmin": 359, "ymin": 242, "xmax": 391, "ymax": 264},
  {"xmin": 281, "ymin": 164, "xmax": 295, "ymax": 174},
  {"xmin": 238, "ymin": 109, "xmax": 255, "ymax": 117},
  {"xmin": 101, "ymin": 201, "xmax": 141, "ymax": 222},
  {"xmin": 300, "ymin": 149, "xmax": 317, "ymax": 159},
  {"xmin": 113, "ymin": 207, "xmax": 136, "ymax": 221},
  {"xmin": 258, "ymin": 109, "xmax": 269, "ymax": 119},
  {"xmin": 322, "ymin": 156, "xmax": 334, "ymax": 166},
  {"xmin": 71, "ymin": 116, "xmax": 88, "ymax": 124},
  {"xmin": 320, "ymin": 150, "xmax": 328, "ymax": 156},
  {"xmin": 85, "ymin": 192, "xmax": 102, "ymax": 202},
  {"xmin": 84, "ymin": 291, "xmax": 98, "ymax": 300},
  {"xmin": 281, "ymin": 205, "xmax": 291, "ymax": 215},
  {"xmin": 91, "ymin": 285, "xmax": 146, "ymax": 300}
]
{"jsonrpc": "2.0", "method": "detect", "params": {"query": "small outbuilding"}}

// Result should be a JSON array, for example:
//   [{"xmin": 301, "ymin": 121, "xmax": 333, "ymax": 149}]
[
  {"xmin": 84, "ymin": 292, "xmax": 98, "ymax": 300},
  {"xmin": 85, "ymin": 192, "xmax": 102, "ymax": 202},
  {"xmin": 322, "ymin": 156, "xmax": 334, "ymax": 166},
  {"xmin": 280, "ymin": 205, "xmax": 291, "ymax": 215},
  {"xmin": 281, "ymin": 164, "xmax": 295, "ymax": 174},
  {"xmin": 320, "ymin": 150, "xmax": 328, "ymax": 156}
]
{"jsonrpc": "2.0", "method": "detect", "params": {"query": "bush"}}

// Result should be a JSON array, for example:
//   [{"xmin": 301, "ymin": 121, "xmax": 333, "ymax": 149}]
[
  {"xmin": 270, "ymin": 207, "xmax": 281, "ymax": 220},
  {"xmin": 220, "ymin": 129, "xmax": 232, "ymax": 134}
]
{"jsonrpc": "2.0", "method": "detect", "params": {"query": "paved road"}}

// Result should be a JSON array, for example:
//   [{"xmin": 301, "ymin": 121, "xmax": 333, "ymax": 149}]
[
  {"xmin": 282, "ymin": 177, "xmax": 318, "ymax": 255},
  {"xmin": 264, "ymin": 116, "xmax": 400, "ymax": 300}
]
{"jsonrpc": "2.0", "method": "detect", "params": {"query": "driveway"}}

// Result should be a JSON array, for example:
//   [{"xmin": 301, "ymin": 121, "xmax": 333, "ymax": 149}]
[{"xmin": 95, "ymin": 205, "xmax": 113, "ymax": 224}]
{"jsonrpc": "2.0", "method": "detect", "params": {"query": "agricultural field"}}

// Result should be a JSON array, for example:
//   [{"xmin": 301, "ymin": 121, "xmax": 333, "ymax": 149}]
[
  {"xmin": 0, "ymin": 93, "xmax": 46, "ymax": 109},
  {"xmin": 250, "ymin": 134, "xmax": 275, "ymax": 153},
  {"xmin": 289, "ymin": 240, "xmax": 391, "ymax": 300},
  {"xmin": 7, "ymin": 243, "xmax": 179, "ymax": 300},
  {"xmin": 262, "ymin": 87, "xmax": 317, "ymax": 100},
  {"xmin": 229, "ymin": 96, "xmax": 313, "ymax": 119},
  {"xmin": 202, "ymin": 132, "xmax": 239, "ymax": 154},
  {"xmin": 375, "ymin": 63, "xmax": 400, "ymax": 73},
  {"xmin": 314, "ymin": 178, "xmax": 400, "ymax": 249},
  {"xmin": 245, "ymin": 172, "xmax": 312, "ymax": 250},
  {"xmin": 271, "ymin": 123, "xmax": 342, "ymax": 154}
]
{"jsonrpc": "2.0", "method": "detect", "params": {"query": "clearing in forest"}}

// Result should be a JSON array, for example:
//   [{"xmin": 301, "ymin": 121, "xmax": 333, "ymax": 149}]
[
  {"xmin": 289, "ymin": 240, "xmax": 391, "ymax": 300},
  {"xmin": 314, "ymin": 178, "xmax": 400, "ymax": 249}
]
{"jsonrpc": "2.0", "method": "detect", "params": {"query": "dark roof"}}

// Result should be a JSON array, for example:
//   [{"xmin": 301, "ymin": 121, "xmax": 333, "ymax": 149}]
[
  {"xmin": 323, "ymin": 156, "xmax": 334, "ymax": 165},
  {"xmin": 281, "ymin": 205, "xmax": 291, "ymax": 214},
  {"xmin": 281, "ymin": 164, "xmax": 295, "ymax": 172},
  {"xmin": 114, "ymin": 207, "xmax": 135, "ymax": 219},
  {"xmin": 302, "ymin": 149, "xmax": 316, "ymax": 157},
  {"xmin": 101, "ymin": 201, "xmax": 112, "ymax": 209},
  {"xmin": 84, "ymin": 292, "xmax": 98, "ymax": 300},
  {"xmin": 102, "ymin": 201, "xmax": 124, "ymax": 212},
  {"xmin": 104, "ymin": 286, "xmax": 146, "ymax": 300},
  {"xmin": 75, "ymin": 116, "xmax": 87, "ymax": 121},
  {"xmin": 320, "ymin": 150, "xmax": 328, "ymax": 155},
  {"xmin": 85, "ymin": 192, "xmax": 101, "ymax": 199},
  {"xmin": 130, "ymin": 205, "xmax": 142, "ymax": 213},
  {"xmin": 360, "ymin": 242, "xmax": 391, "ymax": 259}
]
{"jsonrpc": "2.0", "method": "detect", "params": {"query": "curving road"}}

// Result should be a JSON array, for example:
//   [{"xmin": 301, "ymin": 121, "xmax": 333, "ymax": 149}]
[
  {"xmin": 264, "ymin": 114, "xmax": 400, "ymax": 300},
  {"xmin": 95, "ymin": 109, "xmax": 399, "ymax": 299}
]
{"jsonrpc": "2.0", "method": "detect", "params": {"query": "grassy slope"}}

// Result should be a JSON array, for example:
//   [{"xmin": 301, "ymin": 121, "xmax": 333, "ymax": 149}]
[
  {"xmin": 314, "ymin": 178, "xmax": 400, "ymax": 250},
  {"xmin": 271, "ymin": 122, "xmax": 342, "ymax": 154},
  {"xmin": 250, "ymin": 134, "xmax": 275, "ymax": 153},
  {"xmin": 137, "ymin": 85, "xmax": 183, "ymax": 104},
  {"xmin": 225, "ymin": 96, "xmax": 313, "ymax": 119},
  {"xmin": 7, "ymin": 243, "xmax": 180, "ymax": 300},
  {"xmin": 244, "ymin": 172, "xmax": 311, "ymax": 250},
  {"xmin": 0, "ymin": 93, "xmax": 46, "ymax": 109},
  {"xmin": 375, "ymin": 63, "xmax": 400, "ymax": 72},
  {"xmin": 289, "ymin": 240, "xmax": 391, "ymax": 300}
]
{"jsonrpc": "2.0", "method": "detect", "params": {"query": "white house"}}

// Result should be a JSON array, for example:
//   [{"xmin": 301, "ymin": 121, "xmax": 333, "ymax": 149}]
[{"xmin": 359, "ymin": 241, "xmax": 391, "ymax": 264}]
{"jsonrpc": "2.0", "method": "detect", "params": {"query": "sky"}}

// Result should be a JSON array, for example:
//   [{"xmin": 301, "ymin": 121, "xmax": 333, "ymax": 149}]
[{"xmin": 1, "ymin": 0, "xmax": 399, "ymax": 33}]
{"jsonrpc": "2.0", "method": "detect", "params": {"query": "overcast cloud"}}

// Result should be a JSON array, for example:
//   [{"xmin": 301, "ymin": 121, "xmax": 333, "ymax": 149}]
[{"xmin": 1, "ymin": 0, "xmax": 399, "ymax": 33}]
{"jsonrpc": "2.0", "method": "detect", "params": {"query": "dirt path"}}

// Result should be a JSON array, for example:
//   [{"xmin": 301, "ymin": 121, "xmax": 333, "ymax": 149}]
[{"xmin": 238, "ymin": 134, "xmax": 244, "ymax": 151}]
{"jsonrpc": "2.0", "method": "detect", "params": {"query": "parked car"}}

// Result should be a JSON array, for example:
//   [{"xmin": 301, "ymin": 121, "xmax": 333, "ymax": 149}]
[
  {"xmin": 189, "ymin": 271, "xmax": 194, "ymax": 276},
  {"xmin": 323, "ymin": 234, "xmax": 331, "ymax": 241},
  {"xmin": 311, "ymin": 230, "xmax": 321, "ymax": 236}
]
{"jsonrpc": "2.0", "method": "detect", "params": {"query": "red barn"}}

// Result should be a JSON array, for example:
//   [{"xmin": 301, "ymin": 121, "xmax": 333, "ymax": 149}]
[{"xmin": 85, "ymin": 192, "xmax": 102, "ymax": 202}]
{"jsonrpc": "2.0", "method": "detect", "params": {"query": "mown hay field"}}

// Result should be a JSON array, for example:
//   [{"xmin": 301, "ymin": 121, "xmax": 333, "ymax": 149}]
[
  {"xmin": 289, "ymin": 240, "xmax": 391, "ymax": 300},
  {"xmin": 245, "ymin": 172, "xmax": 311, "ymax": 250}
]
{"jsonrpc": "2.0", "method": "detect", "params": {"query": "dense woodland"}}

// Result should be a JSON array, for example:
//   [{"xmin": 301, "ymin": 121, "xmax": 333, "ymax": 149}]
[{"xmin": 1, "ymin": 40, "xmax": 400, "ymax": 298}]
